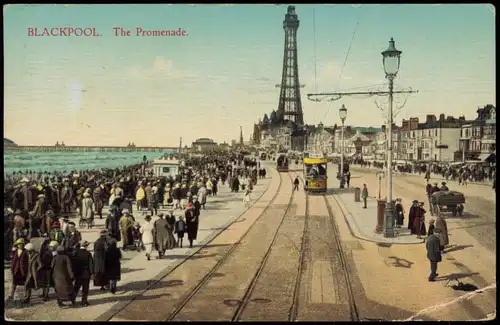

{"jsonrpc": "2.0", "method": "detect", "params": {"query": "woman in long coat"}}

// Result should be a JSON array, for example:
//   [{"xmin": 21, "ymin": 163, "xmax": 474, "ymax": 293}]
[
  {"xmin": 93, "ymin": 230, "xmax": 109, "ymax": 290},
  {"xmin": 92, "ymin": 185, "xmax": 104, "ymax": 219},
  {"xmin": 153, "ymin": 214, "xmax": 176, "ymax": 259},
  {"xmin": 81, "ymin": 192, "xmax": 94, "ymax": 229},
  {"xmin": 185, "ymin": 203, "xmax": 199, "ymax": 248},
  {"xmin": 105, "ymin": 238, "xmax": 121, "ymax": 294},
  {"xmin": 51, "ymin": 245, "xmax": 75, "ymax": 306},
  {"xmin": 434, "ymin": 215, "xmax": 449, "ymax": 249}
]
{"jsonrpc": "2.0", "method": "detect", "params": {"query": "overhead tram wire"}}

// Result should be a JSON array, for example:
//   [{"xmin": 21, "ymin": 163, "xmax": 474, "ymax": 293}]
[
  {"xmin": 322, "ymin": 21, "xmax": 359, "ymax": 122},
  {"xmin": 312, "ymin": 7, "xmax": 318, "ymax": 124}
]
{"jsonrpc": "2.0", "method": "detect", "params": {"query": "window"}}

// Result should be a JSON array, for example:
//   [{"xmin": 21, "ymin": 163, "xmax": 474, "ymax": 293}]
[
  {"xmin": 428, "ymin": 130, "xmax": 431, "ymax": 137},
  {"xmin": 434, "ymin": 154, "xmax": 437, "ymax": 161},
  {"xmin": 435, "ymin": 140, "xmax": 437, "ymax": 147},
  {"xmin": 411, "ymin": 131, "xmax": 415, "ymax": 138},
  {"xmin": 162, "ymin": 167, "xmax": 170, "ymax": 173},
  {"xmin": 435, "ymin": 129, "xmax": 438, "ymax": 136}
]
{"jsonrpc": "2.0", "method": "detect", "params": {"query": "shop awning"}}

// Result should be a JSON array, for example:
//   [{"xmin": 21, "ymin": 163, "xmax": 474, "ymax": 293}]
[{"xmin": 478, "ymin": 153, "xmax": 495, "ymax": 162}]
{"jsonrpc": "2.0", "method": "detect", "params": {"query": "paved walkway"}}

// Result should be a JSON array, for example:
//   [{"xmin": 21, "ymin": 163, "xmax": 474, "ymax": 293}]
[
  {"xmin": 327, "ymin": 166, "xmax": 423, "ymax": 245},
  {"xmin": 4, "ymin": 170, "xmax": 275, "ymax": 321},
  {"xmin": 333, "ymin": 190, "xmax": 424, "ymax": 245}
]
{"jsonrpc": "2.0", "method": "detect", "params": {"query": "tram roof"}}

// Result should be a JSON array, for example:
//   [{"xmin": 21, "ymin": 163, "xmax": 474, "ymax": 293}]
[{"xmin": 303, "ymin": 157, "xmax": 328, "ymax": 165}]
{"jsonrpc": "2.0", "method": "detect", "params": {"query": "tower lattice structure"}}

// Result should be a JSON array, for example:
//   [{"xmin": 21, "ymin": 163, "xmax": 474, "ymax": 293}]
[{"xmin": 277, "ymin": 6, "xmax": 304, "ymax": 126}]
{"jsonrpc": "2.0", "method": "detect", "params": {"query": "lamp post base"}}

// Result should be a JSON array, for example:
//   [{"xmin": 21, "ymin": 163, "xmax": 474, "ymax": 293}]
[{"xmin": 383, "ymin": 203, "xmax": 395, "ymax": 238}]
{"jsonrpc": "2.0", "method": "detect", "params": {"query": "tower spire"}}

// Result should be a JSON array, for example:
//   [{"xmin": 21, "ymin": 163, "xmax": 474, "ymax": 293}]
[
  {"xmin": 277, "ymin": 5, "xmax": 304, "ymax": 126},
  {"xmin": 239, "ymin": 126, "xmax": 244, "ymax": 146}
]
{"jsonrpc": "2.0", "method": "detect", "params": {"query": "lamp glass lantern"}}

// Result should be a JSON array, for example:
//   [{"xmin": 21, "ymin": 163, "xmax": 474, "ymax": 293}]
[
  {"xmin": 381, "ymin": 37, "xmax": 402, "ymax": 77},
  {"xmin": 339, "ymin": 104, "xmax": 348, "ymax": 121}
]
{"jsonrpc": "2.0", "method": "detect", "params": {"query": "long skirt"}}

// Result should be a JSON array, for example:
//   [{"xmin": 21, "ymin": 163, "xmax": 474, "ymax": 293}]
[
  {"xmin": 412, "ymin": 217, "xmax": 420, "ymax": 235},
  {"xmin": 94, "ymin": 272, "xmax": 108, "ymax": 287},
  {"xmin": 144, "ymin": 243, "xmax": 153, "ymax": 256}
]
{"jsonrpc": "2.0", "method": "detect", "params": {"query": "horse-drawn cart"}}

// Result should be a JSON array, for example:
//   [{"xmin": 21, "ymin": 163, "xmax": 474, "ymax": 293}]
[{"xmin": 431, "ymin": 191, "xmax": 465, "ymax": 216}]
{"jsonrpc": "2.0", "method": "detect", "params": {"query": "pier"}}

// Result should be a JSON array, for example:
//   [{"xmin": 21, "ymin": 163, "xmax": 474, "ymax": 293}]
[{"xmin": 4, "ymin": 145, "xmax": 179, "ymax": 153}]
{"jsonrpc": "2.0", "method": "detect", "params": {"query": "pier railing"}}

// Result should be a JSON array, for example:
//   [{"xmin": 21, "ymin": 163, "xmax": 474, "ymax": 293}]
[{"xmin": 4, "ymin": 146, "xmax": 179, "ymax": 153}]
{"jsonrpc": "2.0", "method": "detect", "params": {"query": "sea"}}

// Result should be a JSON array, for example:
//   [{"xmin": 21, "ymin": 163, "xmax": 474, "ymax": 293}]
[{"xmin": 3, "ymin": 150, "xmax": 173, "ymax": 176}]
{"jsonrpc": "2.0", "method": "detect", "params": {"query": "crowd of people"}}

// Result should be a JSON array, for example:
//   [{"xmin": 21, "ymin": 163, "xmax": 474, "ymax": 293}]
[
  {"xmin": 4, "ymin": 151, "xmax": 267, "ymax": 308},
  {"xmin": 352, "ymin": 159, "xmax": 495, "ymax": 186}
]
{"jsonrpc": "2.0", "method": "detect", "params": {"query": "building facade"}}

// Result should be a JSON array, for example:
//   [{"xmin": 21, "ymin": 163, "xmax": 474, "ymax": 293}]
[
  {"xmin": 458, "ymin": 104, "xmax": 496, "ymax": 161},
  {"xmin": 192, "ymin": 138, "xmax": 218, "ymax": 151}
]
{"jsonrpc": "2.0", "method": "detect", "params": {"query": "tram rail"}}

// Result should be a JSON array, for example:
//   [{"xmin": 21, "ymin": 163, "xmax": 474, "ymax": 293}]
[{"xmin": 165, "ymin": 171, "xmax": 297, "ymax": 321}]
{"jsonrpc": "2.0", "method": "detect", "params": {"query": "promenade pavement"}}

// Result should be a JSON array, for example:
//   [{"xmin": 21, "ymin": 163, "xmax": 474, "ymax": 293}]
[
  {"xmin": 334, "ymin": 165, "xmax": 496, "ymax": 321},
  {"xmin": 4, "ymin": 170, "xmax": 275, "ymax": 321},
  {"xmin": 333, "ymin": 189, "xmax": 424, "ymax": 245},
  {"xmin": 326, "ymin": 167, "xmax": 423, "ymax": 245}
]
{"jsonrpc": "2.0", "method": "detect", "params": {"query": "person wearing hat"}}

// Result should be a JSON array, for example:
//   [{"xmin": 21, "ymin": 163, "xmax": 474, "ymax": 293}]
[
  {"xmin": 174, "ymin": 215, "xmax": 186, "ymax": 247},
  {"xmin": 172, "ymin": 183, "xmax": 181, "ymax": 210},
  {"xmin": 60, "ymin": 181, "xmax": 74, "ymax": 213},
  {"xmin": 140, "ymin": 215, "xmax": 155, "ymax": 260},
  {"xmin": 120, "ymin": 210, "xmax": 133, "ymax": 250},
  {"xmin": 81, "ymin": 191, "xmax": 95, "ymax": 230},
  {"xmin": 153, "ymin": 213, "xmax": 176, "ymax": 259},
  {"xmin": 407, "ymin": 200, "xmax": 419, "ymax": 232},
  {"xmin": 136, "ymin": 182, "xmax": 146, "ymax": 212},
  {"xmin": 440, "ymin": 182, "xmax": 449, "ymax": 191},
  {"xmin": 23, "ymin": 242, "xmax": 42, "ymax": 304},
  {"xmin": 93, "ymin": 230, "xmax": 109, "ymax": 291},
  {"xmin": 63, "ymin": 221, "xmax": 82, "ymax": 251},
  {"xmin": 7, "ymin": 238, "xmax": 29, "ymax": 302},
  {"xmin": 92, "ymin": 184, "xmax": 105, "ymax": 219},
  {"xmin": 52, "ymin": 245, "xmax": 76, "ymax": 307},
  {"xmin": 49, "ymin": 221, "xmax": 65, "ymax": 245},
  {"xmin": 414, "ymin": 202, "xmax": 427, "ymax": 239},
  {"xmin": 71, "ymin": 241, "xmax": 93, "ymax": 306},
  {"xmin": 19, "ymin": 179, "xmax": 34, "ymax": 212},
  {"xmin": 38, "ymin": 238, "xmax": 55, "ymax": 302},
  {"xmin": 361, "ymin": 184, "xmax": 369, "ymax": 209},
  {"xmin": 426, "ymin": 227, "xmax": 442, "ymax": 282},
  {"xmin": 61, "ymin": 216, "xmax": 71, "ymax": 236},
  {"xmin": 184, "ymin": 203, "xmax": 198, "ymax": 248},
  {"xmin": 394, "ymin": 198, "xmax": 405, "ymax": 228}
]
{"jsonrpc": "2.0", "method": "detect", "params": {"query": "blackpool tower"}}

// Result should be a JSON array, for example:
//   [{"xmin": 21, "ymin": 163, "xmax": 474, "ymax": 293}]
[{"xmin": 276, "ymin": 5, "xmax": 304, "ymax": 126}]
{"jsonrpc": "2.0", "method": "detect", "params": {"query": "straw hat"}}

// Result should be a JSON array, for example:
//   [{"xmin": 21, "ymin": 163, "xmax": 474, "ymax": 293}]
[{"xmin": 15, "ymin": 238, "xmax": 25, "ymax": 246}]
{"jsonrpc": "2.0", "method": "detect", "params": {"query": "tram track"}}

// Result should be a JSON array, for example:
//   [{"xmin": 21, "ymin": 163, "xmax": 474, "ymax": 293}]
[
  {"xmin": 325, "ymin": 195, "xmax": 360, "ymax": 321},
  {"xmin": 164, "ymin": 171, "xmax": 298, "ymax": 321},
  {"xmin": 102, "ymin": 169, "xmax": 285, "ymax": 321}
]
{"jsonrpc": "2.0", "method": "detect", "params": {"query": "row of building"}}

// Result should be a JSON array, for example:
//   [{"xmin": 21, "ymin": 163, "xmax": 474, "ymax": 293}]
[{"xmin": 251, "ymin": 104, "xmax": 496, "ymax": 163}]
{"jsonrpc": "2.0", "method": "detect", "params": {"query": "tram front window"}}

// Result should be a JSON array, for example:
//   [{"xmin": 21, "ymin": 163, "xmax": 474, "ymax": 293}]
[{"xmin": 306, "ymin": 164, "xmax": 326, "ymax": 178}]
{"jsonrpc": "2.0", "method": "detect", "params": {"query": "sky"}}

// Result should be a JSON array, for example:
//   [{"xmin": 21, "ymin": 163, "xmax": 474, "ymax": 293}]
[{"xmin": 4, "ymin": 4, "xmax": 495, "ymax": 146}]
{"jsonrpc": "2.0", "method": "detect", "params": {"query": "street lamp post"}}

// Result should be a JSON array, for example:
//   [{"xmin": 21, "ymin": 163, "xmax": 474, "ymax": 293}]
[
  {"xmin": 382, "ymin": 37, "xmax": 402, "ymax": 238},
  {"xmin": 339, "ymin": 104, "xmax": 348, "ymax": 188}
]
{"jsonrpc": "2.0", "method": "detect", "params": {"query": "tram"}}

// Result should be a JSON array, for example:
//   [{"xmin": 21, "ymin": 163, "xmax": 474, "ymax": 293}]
[
  {"xmin": 303, "ymin": 157, "xmax": 328, "ymax": 193},
  {"xmin": 276, "ymin": 153, "xmax": 289, "ymax": 172}
]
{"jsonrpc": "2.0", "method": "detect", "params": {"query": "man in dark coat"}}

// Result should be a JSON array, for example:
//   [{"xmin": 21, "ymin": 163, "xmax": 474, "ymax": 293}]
[
  {"xmin": 51, "ymin": 245, "xmax": 76, "ymax": 307},
  {"xmin": 63, "ymin": 222, "xmax": 82, "ymax": 251},
  {"xmin": 93, "ymin": 230, "xmax": 109, "ymax": 290},
  {"xmin": 426, "ymin": 228, "xmax": 442, "ymax": 282},
  {"xmin": 71, "ymin": 241, "xmax": 94, "ymax": 306},
  {"xmin": 38, "ymin": 239, "xmax": 55, "ymax": 301}
]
